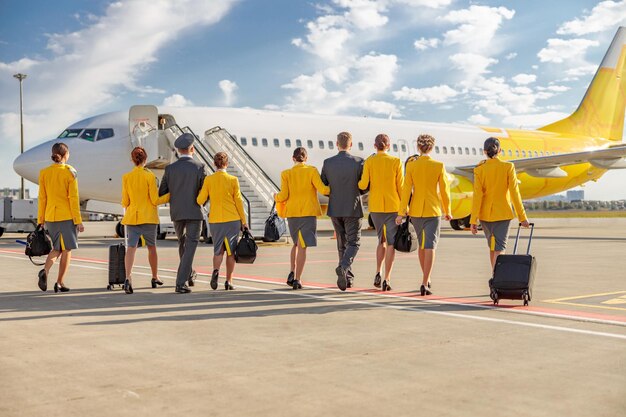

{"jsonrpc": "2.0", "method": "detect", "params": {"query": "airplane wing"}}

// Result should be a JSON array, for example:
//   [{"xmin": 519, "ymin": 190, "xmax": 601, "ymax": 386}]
[{"xmin": 453, "ymin": 144, "xmax": 626, "ymax": 178}]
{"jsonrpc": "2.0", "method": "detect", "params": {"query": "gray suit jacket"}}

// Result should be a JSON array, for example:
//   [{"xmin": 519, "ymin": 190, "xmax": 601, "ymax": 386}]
[
  {"xmin": 321, "ymin": 151, "xmax": 364, "ymax": 218},
  {"xmin": 159, "ymin": 156, "xmax": 207, "ymax": 221}
]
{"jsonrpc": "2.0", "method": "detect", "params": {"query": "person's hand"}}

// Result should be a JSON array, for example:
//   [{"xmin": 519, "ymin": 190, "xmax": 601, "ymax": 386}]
[
  {"xmin": 242, "ymin": 223, "xmax": 248, "ymax": 231},
  {"xmin": 395, "ymin": 215, "xmax": 404, "ymax": 225},
  {"xmin": 520, "ymin": 220, "xmax": 530, "ymax": 228},
  {"xmin": 273, "ymin": 193, "xmax": 278, "ymax": 199},
  {"xmin": 443, "ymin": 214, "xmax": 452, "ymax": 221},
  {"xmin": 77, "ymin": 224, "xmax": 85, "ymax": 233},
  {"xmin": 470, "ymin": 224, "xmax": 478, "ymax": 235}
]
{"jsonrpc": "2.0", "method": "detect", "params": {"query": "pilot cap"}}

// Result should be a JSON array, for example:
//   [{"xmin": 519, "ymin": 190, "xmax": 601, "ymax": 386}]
[{"xmin": 174, "ymin": 133, "xmax": 194, "ymax": 150}]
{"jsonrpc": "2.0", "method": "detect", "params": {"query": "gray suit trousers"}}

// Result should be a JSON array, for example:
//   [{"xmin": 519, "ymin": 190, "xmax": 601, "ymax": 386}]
[
  {"xmin": 174, "ymin": 220, "xmax": 202, "ymax": 287},
  {"xmin": 331, "ymin": 217, "xmax": 362, "ymax": 273}
]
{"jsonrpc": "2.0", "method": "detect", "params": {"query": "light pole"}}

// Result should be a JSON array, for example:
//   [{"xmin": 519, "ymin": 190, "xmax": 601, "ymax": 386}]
[{"xmin": 13, "ymin": 73, "xmax": 27, "ymax": 200}]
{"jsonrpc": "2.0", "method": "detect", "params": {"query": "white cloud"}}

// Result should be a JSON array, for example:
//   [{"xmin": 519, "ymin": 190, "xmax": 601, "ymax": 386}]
[
  {"xmin": 566, "ymin": 65, "xmax": 597, "ymax": 77},
  {"xmin": 395, "ymin": 0, "xmax": 452, "ymax": 7},
  {"xmin": 537, "ymin": 38, "xmax": 599, "ymax": 63},
  {"xmin": 337, "ymin": 0, "xmax": 389, "ymax": 30},
  {"xmin": 557, "ymin": 0, "xmax": 626, "ymax": 36},
  {"xmin": 468, "ymin": 114, "xmax": 490, "ymax": 125},
  {"xmin": 218, "ymin": 79, "xmax": 238, "ymax": 106},
  {"xmin": 449, "ymin": 53, "xmax": 498, "ymax": 82},
  {"xmin": 502, "ymin": 111, "xmax": 569, "ymax": 129},
  {"xmin": 162, "ymin": 94, "xmax": 193, "ymax": 107},
  {"xmin": 414, "ymin": 37, "xmax": 440, "ymax": 50},
  {"xmin": 505, "ymin": 52, "xmax": 517, "ymax": 60},
  {"xmin": 441, "ymin": 5, "xmax": 515, "ymax": 53},
  {"xmin": 392, "ymin": 85, "xmax": 458, "ymax": 103},
  {"xmin": 512, "ymin": 73, "xmax": 537, "ymax": 85}
]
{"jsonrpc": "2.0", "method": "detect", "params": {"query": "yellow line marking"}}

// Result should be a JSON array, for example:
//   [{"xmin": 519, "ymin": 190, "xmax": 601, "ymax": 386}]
[
  {"xmin": 545, "ymin": 290, "xmax": 626, "ymax": 303},
  {"xmin": 544, "ymin": 291, "xmax": 626, "ymax": 312},
  {"xmin": 543, "ymin": 300, "xmax": 626, "ymax": 312}
]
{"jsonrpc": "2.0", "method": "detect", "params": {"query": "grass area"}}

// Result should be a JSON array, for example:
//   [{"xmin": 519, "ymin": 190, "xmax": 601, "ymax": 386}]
[{"xmin": 526, "ymin": 210, "xmax": 626, "ymax": 218}]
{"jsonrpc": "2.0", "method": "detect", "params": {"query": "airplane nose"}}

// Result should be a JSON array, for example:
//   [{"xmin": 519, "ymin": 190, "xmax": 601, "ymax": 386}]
[{"xmin": 13, "ymin": 141, "xmax": 53, "ymax": 184}]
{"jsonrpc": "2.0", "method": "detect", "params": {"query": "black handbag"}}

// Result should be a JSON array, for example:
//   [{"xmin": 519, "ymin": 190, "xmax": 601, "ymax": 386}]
[
  {"xmin": 25, "ymin": 224, "xmax": 53, "ymax": 265},
  {"xmin": 235, "ymin": 229, "xmax": 258, "ymax": 264},
  {"xmin": 394, "ymin": 217, "xmax": 417, "ymax": 253},
  {"xmin": 263, "ymin": 203, "xmax": 287, "ymax": 242}
]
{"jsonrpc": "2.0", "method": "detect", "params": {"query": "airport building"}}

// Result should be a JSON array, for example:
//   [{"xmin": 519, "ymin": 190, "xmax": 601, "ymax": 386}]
[{"xmin": 0, "ymin": 188, "xmax": 30, "ymax": 199}]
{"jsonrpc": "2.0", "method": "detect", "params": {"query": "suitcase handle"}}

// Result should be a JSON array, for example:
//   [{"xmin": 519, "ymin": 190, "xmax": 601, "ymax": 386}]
[{"xmin": 513, "ymin": 222, "xmax": 535, "ymax": 255}]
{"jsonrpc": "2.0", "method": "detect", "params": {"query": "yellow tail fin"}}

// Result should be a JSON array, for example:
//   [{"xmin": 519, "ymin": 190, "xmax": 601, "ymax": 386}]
[{"xmin": 539, "ymin": 27, "xmax": 626, "ymax": 141}]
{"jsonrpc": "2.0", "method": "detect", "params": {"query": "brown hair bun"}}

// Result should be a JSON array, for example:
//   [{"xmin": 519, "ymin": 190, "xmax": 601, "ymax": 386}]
[
  {"xmin": 131, "ymin": 147, "xmax": 148, "ymax": 166},
  {"xmin": 484, "ymin": 137, "xmax": 500, "ymax": 158},
  {"xmin": 417, "ymin": 134, "xmax": 435, "ymax": 154},
  {"xmin": 214, "ymin": 152, "xmax": 229, "ymax": 169},
  {"xmin": 374, "ymin": 134, "xmax": 390, "ymax": 151},
  {"xmin": 51, "ymin": 143, "xmax": 69, "ymax": 163},
  {"xmin": 293, "ymin": 147, "xmax": 307, "ymax": 162}
]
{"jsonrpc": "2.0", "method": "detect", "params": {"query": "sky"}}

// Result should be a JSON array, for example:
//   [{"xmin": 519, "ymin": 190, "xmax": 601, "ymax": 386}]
[{"xmin": 0, "ymin": 0, "xmax": 625, "ymax": 199}]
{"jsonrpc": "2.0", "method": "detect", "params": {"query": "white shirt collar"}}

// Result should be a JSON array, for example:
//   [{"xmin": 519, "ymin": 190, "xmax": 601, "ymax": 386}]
[
  {"xmin": 217, "ymin": 168, "xmax": 227, "ymax": 172},
  {"xmin": 179, "ymin": 154, "xmax": 193, "ymax": 159}
]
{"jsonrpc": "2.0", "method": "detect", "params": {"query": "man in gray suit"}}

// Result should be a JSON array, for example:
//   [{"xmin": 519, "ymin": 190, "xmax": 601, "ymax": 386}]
[
  {"xmin": 159, "ymin": 133, "xmax": 207, "ymax": 293},
  {"xmin": 321, "ymin": 131, "xmax": 365, "ymax": 291}
]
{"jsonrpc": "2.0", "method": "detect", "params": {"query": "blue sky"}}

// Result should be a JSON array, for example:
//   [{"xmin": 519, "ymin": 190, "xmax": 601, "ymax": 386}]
[{"xmin": 0, "ymin": 0, "xmax": 625, "ymax": 199}]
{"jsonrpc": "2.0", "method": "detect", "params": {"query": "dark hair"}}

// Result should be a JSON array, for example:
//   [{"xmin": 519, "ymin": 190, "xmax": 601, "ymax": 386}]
[
  {"xmin": 484, "ymin": 137, "xmax": 500, "ymax": 158},
  {"xmin": 337, "ymin": 131, "xmax": 352, "ymax": 149},
  {"xmin": 214, "ymin": 152, "xmax": 229, "ymax": 169},
  {"xmin": 131, "ymin": 147, "xmax": 147, "ymax": 166},
  {"xmin": 293, "ymin": 147, "xmax": 307, "ymax": 162},
  {"xmin": 51, "ymin": 143, "xmax": 69, "ymax": 163},
  {"xmin": 374, "ymin": 134, "xmax": 390, "ymax": 151},
  {"xmin": 417, "ymin": 134, "xmax": 435, "ymax": 154}
]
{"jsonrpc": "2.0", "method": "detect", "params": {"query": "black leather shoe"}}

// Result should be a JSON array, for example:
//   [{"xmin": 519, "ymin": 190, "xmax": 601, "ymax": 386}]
[
  {"xmin": 188, "ymin": 270, "xmax": 197, "ymax": 287},
  {"xmin": 123, "ymin": 279, "xmax": 134, "ymax": 294},
  {"xmin": 347, "ymin": 276, "xmax": 354, "ymax": 288},
  {"xmin": 210, "ymin": 269, "xmax": 219, "ymax": 290},
  {"xmin": 38, "ymin": 269, "xmax": 47, "ymax": 292},
  {"xmin": 286, "ymin": 271, "xmax": 295, "ymax": 287},
  {"xmin": 175, "ymin": 284, "xmax": 191, "ymax": 294},
  {"xmin": 151, "ymin": 278, "xmax": 164, "ymax": 288},
  {"xmin": 373, "ymin": 272, "xmax": 382, "ymax": 288},
  {"xmin": 382, "ymin": 280, "xmax": 391, "ymax": 292},
  {"xmin": 54, "ymin": 283, "xmax": 70, "ymax": 293},
  {"xmin": 225, "ymin": 281, "xmax": 235, "ymax": 290},
  {"xmin": 292, "ymin": 279, "xmax": 302, "ymax": 290},
  {"xmin": 421, "ymin": 284, "xmax": 432, "ymax": 295},
  {"xmin": 336, "ymin": 266, "xmax": 347, "ymax": 291}
]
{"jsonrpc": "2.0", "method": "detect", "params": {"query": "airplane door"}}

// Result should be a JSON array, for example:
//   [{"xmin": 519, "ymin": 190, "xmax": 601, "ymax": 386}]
[
  {"xmin": 397, "ymin": 139, "xmax": 410, "ymax": 164},
  {"xmin": 129, "ymin": 105, "xmax": 159, "ymax": 160}
]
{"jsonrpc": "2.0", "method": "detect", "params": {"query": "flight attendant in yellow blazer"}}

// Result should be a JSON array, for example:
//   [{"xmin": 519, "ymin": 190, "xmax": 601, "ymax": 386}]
[
  {"xmin": 274, "ymin": 147, "xmax": 330, "ymax": 290},
  {"xmin": 120, "ymin": 147, "xmax": 170, "ymax": 294},
  {"xmin": 396, "ymin": 134, "xmax": 451, "ymax": 296},
  {"xmin": 197, "ymin": 152, "xmax": 247, "ymax": 291},
  {"xmin": 359, "ymin": 134, "xmax": 404, "ymax": 291},
  {"xmin": 37, "ymin": 143, "xmax": 84, "ymax": 293},
  {"xmin": 470, "ymin": 137, "xmax": 530, "ymax": 271}
]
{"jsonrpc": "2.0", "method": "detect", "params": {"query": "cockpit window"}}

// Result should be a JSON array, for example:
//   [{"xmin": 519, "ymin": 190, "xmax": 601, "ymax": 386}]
[
  {"xmin": 58, "ymin": 129, "xmax": 83, "ymax": 138},
  {"xmin": 97, "ymin": 129, "xmax": 114, "ymax": 141},
  {"xmin": 81, "ymin": 129, "xmax": 97, "ymax": 142}
]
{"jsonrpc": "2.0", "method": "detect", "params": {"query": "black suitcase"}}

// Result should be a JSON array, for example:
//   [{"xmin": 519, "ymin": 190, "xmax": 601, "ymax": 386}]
[
  {"xmin": 490, "ymin": 223, "xmax": 536, "ymax": 306},
  {"xmin": 107, "ymin": 243, "xmax": 126, "ymax": 290}
]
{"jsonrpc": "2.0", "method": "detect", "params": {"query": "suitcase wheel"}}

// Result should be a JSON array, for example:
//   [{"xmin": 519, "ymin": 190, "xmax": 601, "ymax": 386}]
[
  {"xmin": 523, "ymin": 291, "xmax": 530, "ymax": 306},
  {"xmin": 490, "ymin": 290, "xmax": 498, "ymax": 305},
  {"xmin": 106, "ymin": 284, "xmax": 113, "ymax": 291}
]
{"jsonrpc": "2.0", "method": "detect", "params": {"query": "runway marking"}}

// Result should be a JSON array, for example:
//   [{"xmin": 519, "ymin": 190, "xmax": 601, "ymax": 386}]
[
  {"xmin": 1, "ymin": 252, "xmax": 626, "ymax": 340},
  {"xmin": 544, "ymin": 291, "xmax": 626, "ymax": 312}
]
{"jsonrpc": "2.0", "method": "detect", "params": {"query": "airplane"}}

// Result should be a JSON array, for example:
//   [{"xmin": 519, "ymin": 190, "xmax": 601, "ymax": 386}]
[{"xmin": 12, "ymin": 26, "xmax": 626, "ymax": 234}]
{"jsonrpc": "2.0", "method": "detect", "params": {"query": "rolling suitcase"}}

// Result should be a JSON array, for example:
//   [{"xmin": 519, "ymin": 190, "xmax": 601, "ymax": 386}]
[
  {"xmin": 107, "ymin": 222, "xmax": 127, "ymax": 290},
  {"xmin": 489, "ymin": 223, "xmax": 536, "ymax": 306}
]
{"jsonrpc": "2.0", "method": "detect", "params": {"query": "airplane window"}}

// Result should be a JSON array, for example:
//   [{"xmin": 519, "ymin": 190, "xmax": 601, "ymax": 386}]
[
  {"xmin": 443, "ymin": 147, "xmax": 448, "ymax": 154},
  {"xmin": 472, "ymin": 148, "xmax": 476, "ymax": 155},
  {"xmin": 458, "ymin": 147, "xmax": 463, "ymax": 155},
  {"xmin": 534, "ymin": 151, "xmax": 539, "ymax": 157},
  {"xmin": 515, "ymin": 150, "xmax": 520, "ymax": 157},
  {"xmin": 252, "ymin": 137, "xmax": 258, "ymax": 146},
  {"xmin": 296, "ymin": 139, "xmax": 302, "ymax": 147},
  {"xmin": 285, "ymin": 139, "xmax": 291, "ymax": 148},
  {"xmin": 358, "ymin": 142, "xmax": 364, "ymax": 151},
  {"xmin": 401, "ymin": 144, "xmax": 407, "ymax": 152},
  {"xmin": 508, "ymin": 150, "xmax": 512, "ymax": 157},
  {"xmin": 435, "ymin": 146, "xmax": 440, "ymax": 154},
  {"xmin": 522, "ymin": 151, "xmax": 526, "ymax": 157},
  {"xmin": 80, "ymin": 129, "xmax": 97, "ymax": 142},
  {"xmin": 240, "ymin": 137, "xmax": 248, "ymax": 146},
  {"xmin": 540, "ymin": 151, "xmax": 544, "ymax": 156},
  {"xmin": 97, "ymin": 128, "xmax": 114, "ymax": 141},
  {"xmin": 464, "ymin": 147, "xmax": 469, "ymax": 155},
  {"xmin": 58, "ymin": 128, "xmax": 83, "ymax": 138},
  {"xmin": 328, "ymin": 141, "xmax": 334, "ymax": 150},
  {"xmin": 273, "ymin": 138, "xmax": 279, "ymax": 147},
  {"xmin": 319, "ymin": 140, "xmax": 325, "ymax": 149},
  {"xmin": 450, "ymin": 147, "xmax": 456, "ymax": 155},
  {"xmin": 307, "ymin": 140, "xmax": 313, "ymax": 149},
  {"xmin": 393, "ymin": 144, "xmax": 398, "ymax": 152},
  {"xmin": 479, "ymin": 148, "xmax": 483, "ymax": 154},
  {"xmin": 262, "ymin": 138, "xmax": 268, "ymax": 147}
]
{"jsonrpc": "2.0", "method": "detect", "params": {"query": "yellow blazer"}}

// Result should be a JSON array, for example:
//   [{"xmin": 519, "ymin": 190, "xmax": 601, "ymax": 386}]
[
  {"xmin": 197, "ymin": 170, "xmax": 246, "ymax": 224},
  {"xmin": 399, "ymin": 155, "xmax": 451, "ymax": 217},
  {"xmin": 274, "ymin": 163, "xmax": 330, "ymax": 217},
  {"xmin": 37, "ymin": 163, "xmax": 82, "ymax": 225},
  {"xmin": 121, "ymin": 166, "xmax": 169, "ymax": 225},
  {"xmin": 358, "ymin": 151, "xmax": 403, "ymax": 213},
  {"xmin": 470, "ymin": 157, "xmax": 527, "ymax": 224}
]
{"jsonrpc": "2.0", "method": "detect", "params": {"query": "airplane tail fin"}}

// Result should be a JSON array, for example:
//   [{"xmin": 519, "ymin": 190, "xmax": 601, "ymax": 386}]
[{"xmin": 539, "ymin": 26, "xmax": 626, "ymax": 141}]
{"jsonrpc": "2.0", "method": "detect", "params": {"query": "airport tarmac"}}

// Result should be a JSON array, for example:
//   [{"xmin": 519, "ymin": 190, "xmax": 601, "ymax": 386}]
[{"xmin": 0, "ymin": 218, "xmax": 625, "ymax": 417}]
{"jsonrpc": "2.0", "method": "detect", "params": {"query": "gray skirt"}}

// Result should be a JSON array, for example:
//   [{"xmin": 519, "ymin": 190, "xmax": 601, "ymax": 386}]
[
  {"xmin": 370, "ymin": 212, "xmax": 398, "ymax": 245},
  {"xmin": 45, "ymin": 220, "xmax": 78, "ymax": 251},
  {"xmin": 410, "ymin": 216, "xmax": 441, "ymax": 250},
  {"xmin": 481, "ymin": 219, "xmax": 511, "ymax": 252},
  {"xmin": 287, "ymin": 216, "xmax": 317, "ymax": 247},
  {"xmin": 210, "ymin": 220, "xmax": 241, "ymax": 256},
  {"xmin": 126, "ymin": 224, "xmax": 157, "ymax": 248}
]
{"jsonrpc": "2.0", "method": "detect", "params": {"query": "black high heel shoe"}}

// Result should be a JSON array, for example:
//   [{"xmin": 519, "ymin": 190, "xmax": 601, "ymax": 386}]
[
  {"xmin": 54, "ymin": 283, "xmax": 70, "ymax": 293},
  {"xmin": 123, "ymin": 279, "xmax": 134, "ymax": 294},
  {"xmin": 382, "ymin": 280, "xmax": 391, "ymax": 292},
  {"xmin": 151, "ymin": 278, "xmax": 164, "ymax": 288},
  {"xmin": 225, "ymin": 281, "xmax": 235, "ymax": 290},
  {"xmin": 210, "ymin": 269, "xmax": 219, "ymax": 290},
  {"xmin": 38, "ymin": 269, "xmax": 47, "ymax": 292},
  {"xmin": 292, "ymin": 279, "xmax": 302, "ymax": 290},
  {"xmin": 286, "ymin": 271, "xmax": 295, "ymax": 287},
  {"xmin": 373, "ymin": 272, "xmax": 382, "ymax": 288},
  {"xmin": 420, "ymin": 284, "xmax": 433, "ymax": 296}
]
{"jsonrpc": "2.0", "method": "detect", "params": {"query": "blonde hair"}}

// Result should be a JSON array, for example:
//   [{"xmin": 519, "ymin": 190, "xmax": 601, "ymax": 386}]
[{"xmin": 417, "ymin": 134, "xmax": 435, "ymax": 154}]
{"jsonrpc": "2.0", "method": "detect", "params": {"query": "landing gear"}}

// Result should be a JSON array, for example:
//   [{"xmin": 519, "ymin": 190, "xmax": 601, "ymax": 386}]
[
  {"xmin": 157, "ymin": 225, "xmax": 166, "ymax": 240},
  {"xmin": 0, "ymin": 227, "xmax": 4, "ymax": 238},
  {"xmin": 115, "ymin": 222, "xmax": 125, "ymax": 238}
]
